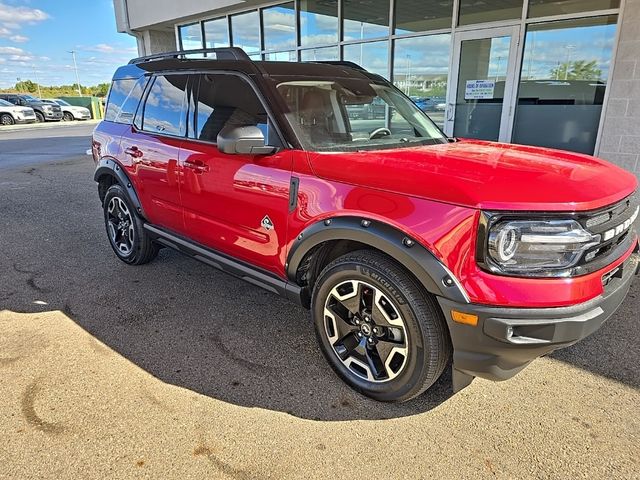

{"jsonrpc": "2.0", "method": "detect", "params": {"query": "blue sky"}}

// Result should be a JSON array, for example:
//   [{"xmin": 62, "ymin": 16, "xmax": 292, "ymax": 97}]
[{"xmin": 0, "ymin": 0, "xmax": 137, "ymax": 88}]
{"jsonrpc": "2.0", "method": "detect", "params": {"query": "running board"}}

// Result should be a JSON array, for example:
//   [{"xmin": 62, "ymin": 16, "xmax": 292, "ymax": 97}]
[{"xmin": 144, "ymin": 224, "xmax": 303, "ymax": 305}]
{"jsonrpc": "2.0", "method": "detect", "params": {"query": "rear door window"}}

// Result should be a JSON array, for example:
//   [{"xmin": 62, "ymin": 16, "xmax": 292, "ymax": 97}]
[
  {"xmin": 105, "ymin": 77, "xmax": 147, "ymax": 124},
  {"xmin": 141, "ymin": 74, "xmax": 188, "ymax": 137}
]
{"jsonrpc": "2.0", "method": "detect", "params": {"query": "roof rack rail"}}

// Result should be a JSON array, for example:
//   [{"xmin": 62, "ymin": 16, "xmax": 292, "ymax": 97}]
[
  {"xmin": 313, "ymin": 60, "xmax": 367, "ymax": 71},
  {"xmin": 129, "ymin": 47, "xmax": 251, "ymax": 64}
]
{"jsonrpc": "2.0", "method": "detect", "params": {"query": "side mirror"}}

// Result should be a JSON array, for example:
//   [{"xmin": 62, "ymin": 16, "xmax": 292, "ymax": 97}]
[{"xmin": 217, "ymin": 125, "xmax": 276, "ymax": 155}]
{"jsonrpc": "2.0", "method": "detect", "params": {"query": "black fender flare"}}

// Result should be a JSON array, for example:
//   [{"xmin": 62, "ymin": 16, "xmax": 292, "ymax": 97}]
[
  {"xmin": 286, "ymin": 216, "xmax": 470, "ymax": 304},
  {"xmin": 94, "ymin": 158, "xmax": 146, "ymax": 219}
]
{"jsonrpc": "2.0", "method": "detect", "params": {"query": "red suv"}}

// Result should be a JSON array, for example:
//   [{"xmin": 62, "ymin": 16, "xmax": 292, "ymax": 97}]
[{"xmin": 92, "ymin": 48, "xmax": 639, "ymax": 402}]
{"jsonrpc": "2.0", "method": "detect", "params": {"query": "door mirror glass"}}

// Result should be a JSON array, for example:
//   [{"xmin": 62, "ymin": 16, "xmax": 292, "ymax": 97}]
[{"xmin": 217, "ymin": 125, "xmax": 276, "ymax": 155}]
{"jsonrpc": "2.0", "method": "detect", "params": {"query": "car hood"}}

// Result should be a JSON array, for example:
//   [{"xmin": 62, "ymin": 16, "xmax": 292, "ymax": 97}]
[{"xmin": 307, "ymin": 139, "xmax": 638, "ymax": 211}]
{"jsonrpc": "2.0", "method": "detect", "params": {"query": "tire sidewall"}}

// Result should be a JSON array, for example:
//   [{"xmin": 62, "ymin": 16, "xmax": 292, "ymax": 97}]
[
  {"xmin": 312, "ymin": 260, "xmax": 428, "ymax": 401},
  {"xmin": 35, "ymin": 111, "xmax": 44, "ymax": 123},
  {"xmin": 63, "ymin": 112, "xmax": 74, "ymax": 122},
  {"xmin": 103, "ymin": 184, "xmax": 146, "ymax": 264}
]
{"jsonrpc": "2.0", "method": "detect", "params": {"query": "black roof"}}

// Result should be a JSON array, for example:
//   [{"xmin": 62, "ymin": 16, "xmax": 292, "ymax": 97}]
[{"xmin": 113, "ymin": 47, "xmax": 380, "ymax": 82}]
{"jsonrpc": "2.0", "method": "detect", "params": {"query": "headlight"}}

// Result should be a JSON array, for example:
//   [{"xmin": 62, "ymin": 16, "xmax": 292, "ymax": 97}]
[
  {"xmin": 43, "ymin": 105, "xmax": 53, "ymax": 111},
  {"xmin": 482, "ymin": 218, "xmax": 600, "ymax": 277}
]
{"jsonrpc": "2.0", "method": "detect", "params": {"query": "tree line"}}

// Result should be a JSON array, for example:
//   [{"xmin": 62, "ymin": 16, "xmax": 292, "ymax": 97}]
[{"xmin": 0, "ymin": 79, "xmax": 110, "ymax": 98}]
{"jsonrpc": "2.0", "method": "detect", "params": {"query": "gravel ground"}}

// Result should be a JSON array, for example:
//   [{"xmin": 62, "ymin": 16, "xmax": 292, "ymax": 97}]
[{"xmin": 0, "ymin": 139, "xmax": 638, "ymax": 479}]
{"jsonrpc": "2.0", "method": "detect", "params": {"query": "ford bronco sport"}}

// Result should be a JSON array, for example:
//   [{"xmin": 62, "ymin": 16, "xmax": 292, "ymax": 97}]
[{"xmin": 91, "ymin": 48, "xmax": 639, "ymax": 402}]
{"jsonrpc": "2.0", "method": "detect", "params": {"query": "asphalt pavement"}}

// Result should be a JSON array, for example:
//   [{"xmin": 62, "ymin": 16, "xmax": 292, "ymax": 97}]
[{"xmin": 0, "ymin": 126, "xmax": 638, "ymax": 479}]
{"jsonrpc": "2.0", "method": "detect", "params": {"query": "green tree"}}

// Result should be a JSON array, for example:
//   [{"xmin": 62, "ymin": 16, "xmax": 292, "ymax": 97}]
[
  {"xmin": 550, "ymin": 60, "xmax": 602, "ymax": 81},
  {"xmin": 16, "ymin": 79, "xmax": 38, "ymax": 93}
]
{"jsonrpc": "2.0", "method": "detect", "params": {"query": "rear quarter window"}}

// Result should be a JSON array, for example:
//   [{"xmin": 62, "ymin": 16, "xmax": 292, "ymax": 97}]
[{"xmin": 104, "ymin": 77, "xmax": 147, "ymax": 124}]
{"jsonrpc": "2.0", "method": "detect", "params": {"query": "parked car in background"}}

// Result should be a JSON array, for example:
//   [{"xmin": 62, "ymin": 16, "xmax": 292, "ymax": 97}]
[
  {"xmin": 0, "ymin": 98, "xmax": 37, "ymax": 125},
  {"xmin": 0, "ymin": 93, "xmax": 62, "ymax": 122},
  {"xmin": 412, "ymin": 96, "xmax": 446, "ymax": 113},
  {"xmin": 43, "ymin": 98, "xmax": 92, "ymax": 121}
]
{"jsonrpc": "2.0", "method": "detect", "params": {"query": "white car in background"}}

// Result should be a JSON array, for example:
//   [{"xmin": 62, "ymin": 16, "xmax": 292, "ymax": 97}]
[
  {"xmin": 43, "ymin": 99, "xmax": 92, "ymax": 121},
  {"xmin": 0, "ymin": 98, "xmax": 37, "ymax": 125}
]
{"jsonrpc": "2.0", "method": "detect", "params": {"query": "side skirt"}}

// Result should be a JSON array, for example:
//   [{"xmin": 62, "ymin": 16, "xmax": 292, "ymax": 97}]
[{"xmin": 144, "ymin": 225, "xmax": 303, "ymax": 306}]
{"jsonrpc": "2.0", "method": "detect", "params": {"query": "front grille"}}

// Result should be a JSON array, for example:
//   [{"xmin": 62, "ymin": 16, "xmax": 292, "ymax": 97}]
[{"xmin": 574, "ymin": 191, "xmax": 639, "ymax": 275}]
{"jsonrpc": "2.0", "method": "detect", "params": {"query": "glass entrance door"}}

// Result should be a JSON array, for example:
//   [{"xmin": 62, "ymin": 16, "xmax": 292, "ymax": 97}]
[{"xmin": 445, "ymin": 26, "xmax": 520, "ymax": 142}]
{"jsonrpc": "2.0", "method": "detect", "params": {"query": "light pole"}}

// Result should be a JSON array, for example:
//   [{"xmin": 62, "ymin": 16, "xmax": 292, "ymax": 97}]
[
  {"xmin": 31, "ymin": 65, "xmax": 42, "ymax": 98},
  {"xmin": 68, "ymin": 50, "xmax": 82, "ymax": 96}
]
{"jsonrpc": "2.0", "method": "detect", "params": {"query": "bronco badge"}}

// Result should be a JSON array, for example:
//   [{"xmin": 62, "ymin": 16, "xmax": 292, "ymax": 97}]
[{"xmin": 261, "ymin": 215, "xmax": 274, "ymax": 231}]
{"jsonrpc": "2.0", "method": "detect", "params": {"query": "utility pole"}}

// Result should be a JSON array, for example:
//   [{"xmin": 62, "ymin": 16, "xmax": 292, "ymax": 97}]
[
  {"xmin": 31, "ymin": 65, "xmax": 42, "ymax": 98},
  {"xmin": 69, "ymin": 50, "xmax": 82, "ymax": 96}
]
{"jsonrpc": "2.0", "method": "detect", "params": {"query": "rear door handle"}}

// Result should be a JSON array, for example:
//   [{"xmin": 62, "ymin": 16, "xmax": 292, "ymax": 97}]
[
  {"xmin": 124, "ymin": 146, "xmax": 143, "ymax": 158},
  {"xmin": 184, "ymin": 159, "xmax": 209, "ymax": 173}
]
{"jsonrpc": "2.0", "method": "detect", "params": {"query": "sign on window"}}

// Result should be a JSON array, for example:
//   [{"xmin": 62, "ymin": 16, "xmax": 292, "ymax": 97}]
[{"xmin": 464, "ymin": 80, "xmax": 495, "ymax": 100}]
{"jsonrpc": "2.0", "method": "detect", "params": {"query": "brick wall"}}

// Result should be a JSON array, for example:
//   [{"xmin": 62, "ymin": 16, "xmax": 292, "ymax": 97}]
[{"xmin": 597, "ymin": 0, "xmax": 640, "ymax": 177}]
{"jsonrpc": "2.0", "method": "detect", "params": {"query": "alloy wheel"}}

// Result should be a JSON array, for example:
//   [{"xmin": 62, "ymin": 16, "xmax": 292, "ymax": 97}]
[
  {"xmin": 106, "ymin": 197, "xmax": 135, "ymax": 256},
  {"xmin": 323, "ymin": 279, "xmax": 409, "ymax": 382}
]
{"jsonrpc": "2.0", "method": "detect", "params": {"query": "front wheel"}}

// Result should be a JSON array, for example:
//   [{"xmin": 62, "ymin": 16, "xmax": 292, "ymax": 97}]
[
  {"xmin": 0, "ymin": 113, "xmax": 15, "ymax": 126},
  {"xmin": 103, "ymin": 184, "xmax": 159, "ymax": 265},
  {"xmin": 312, "ymin": 250, "xmax": 451, "ymax": 402},
  {"xmin": 35, "ymin": 111, "xmax": 44, "ymax": 123},
  {"xmin": 62, "ymin": 112, "xmax": 74, "ymax": 122}
]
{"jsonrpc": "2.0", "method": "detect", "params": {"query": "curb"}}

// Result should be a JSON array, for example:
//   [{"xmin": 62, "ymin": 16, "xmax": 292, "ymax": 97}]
[{"xmin": 0, "ymin": 119, "xmax": 100, "ymax": 133}]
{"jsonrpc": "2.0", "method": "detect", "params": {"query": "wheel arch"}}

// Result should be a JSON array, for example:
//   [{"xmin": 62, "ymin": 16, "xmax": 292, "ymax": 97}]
[
  {"xmin": 94, "ymin": 157, "xmax": 147, "ymax": 219},
  {"xmin": 286, "ymin": 216, "xmax": 469, "ymax": 308}
]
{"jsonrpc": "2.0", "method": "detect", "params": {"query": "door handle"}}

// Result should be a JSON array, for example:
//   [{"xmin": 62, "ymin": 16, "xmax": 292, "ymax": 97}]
[
  {"xmin": 124, "ymin": 146, "xmax": 143, "ymax": 158},
  {"xmin": 183, "ymin": 160, "xmax": 209, "ymax": 173}
]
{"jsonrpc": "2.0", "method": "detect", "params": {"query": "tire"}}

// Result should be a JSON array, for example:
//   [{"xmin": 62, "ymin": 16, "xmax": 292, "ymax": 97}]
[
  {"xmin": 0, "ymin": 113, "xmax": 15, "ymax": 126},
  {"xmin": 62, "ymin": 112, "xmax": 74, "ymax": 122},
  {"xmin": 35, "ymin": 111, "xmax": 45, "ymax": 123},
  {"xmin": 312, "ymin": 249, "xmax": 451, "ymax": 402},
  {"xmin": 103, "ymin": 184, "xmax": 159, "ymax": 265}
]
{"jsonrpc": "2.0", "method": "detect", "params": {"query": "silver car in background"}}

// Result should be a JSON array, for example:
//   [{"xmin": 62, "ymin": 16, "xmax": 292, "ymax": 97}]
[{"xmin": 43, "ymin": 99, "xmax": 92, "ymax": 121}]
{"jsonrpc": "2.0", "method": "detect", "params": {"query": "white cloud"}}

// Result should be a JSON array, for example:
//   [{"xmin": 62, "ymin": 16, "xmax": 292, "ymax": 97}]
[
  {"xmin": 0, "ymin": 45, "xmax": 24, "ymax": 55},
  {"xmin": 9, "ymin": 34, "xmax": 28, "ymax": 42},
  {"xmin": 0, "ymin": 2, "xmax": 49, "ymax": 24}
]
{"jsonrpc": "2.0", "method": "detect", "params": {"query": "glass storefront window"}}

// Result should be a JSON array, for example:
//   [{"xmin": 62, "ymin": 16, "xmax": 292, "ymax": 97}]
[
  {"xmin": 458, "ymin": 0, "xmax": 522, "ymax": 26},
  {"xmin": 343, "ymin": 41, "xmax": 389, "ymax": 78},
  {"xmin": 231, "ymin": 10, "xmax": 260, "ymax": 53},
  {"xmin": 203, "ymin": 18, "xmax": 228, "ymax": 48},
  {"xmin": 393, "ymin": 34, "xmax": 451, "ymax": 129},
  {"xmin": 528, "ymin": 0, "xmax": 620, "ymax": 18},
  {"xmin": 263, "ymin": 3, "xmax": 296, "ymax": 51},
  {"xmin": 454, "ymin": 36, "xmax": 512, "ymax": 141},
  {"xmin": 299, "ymin": 0, "xmax": 338, "ymax": 47},
  {"xmin": 343, "ymin": 0, "xmax": 389, "ymax": 41},
  {"xmin": 512, "ymin": 16, "xmax": 618, "ymax": 154},
  {"xmin": 264, "ymin": 51, "xmax": 297, "ymax": 61},
  {"xmin": 179, "ymin": 23, "xmax": 203, "ymax": 50},
  {"xmin": 300, "ymin": 46, "xmax": 339, "ymax": 61},
  {"xmin": 394, "ymin": 0, "xmax": 453, "ymax": 34}
]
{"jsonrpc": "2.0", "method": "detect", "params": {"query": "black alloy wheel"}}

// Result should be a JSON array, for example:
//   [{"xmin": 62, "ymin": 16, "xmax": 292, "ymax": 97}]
[{"xmin": 312, "ymin": 250, "xmax": 451, "ymax": 402}]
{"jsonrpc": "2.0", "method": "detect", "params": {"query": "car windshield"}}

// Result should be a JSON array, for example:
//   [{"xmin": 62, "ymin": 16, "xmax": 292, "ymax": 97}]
[
  {"xmin": 54, "ymin": 99, "xmax": 71, "ymax": 106},
  {"xmin": 0, "ymin": 99, "xmax": 12, "ymax": 106},
  {"xmin": 22, "ymin": 95, "xmax": 38, "ymax": 101},
  {"xmin": 274, "ymin": 78, "xmax": 447, "ymax": 152}
]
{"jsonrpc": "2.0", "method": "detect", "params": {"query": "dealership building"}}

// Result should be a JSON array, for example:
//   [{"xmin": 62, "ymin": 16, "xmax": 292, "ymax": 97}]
[{"xmin": 113, "ymin": 0, "xmax": 640, "ymax": 176}]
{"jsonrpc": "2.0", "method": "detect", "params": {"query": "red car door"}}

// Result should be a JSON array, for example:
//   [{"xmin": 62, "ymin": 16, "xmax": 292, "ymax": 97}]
[
  {"xmin": 178, "ymin": 73, "xmax": 293, "ymax": 276},
  {"xmin": 119, "ymin": 73, "xmax": 189, "ymax": 235}
]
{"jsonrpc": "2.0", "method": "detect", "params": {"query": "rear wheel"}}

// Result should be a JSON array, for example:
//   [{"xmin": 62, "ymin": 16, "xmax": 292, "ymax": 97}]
[
  {"xmin": 103, "ymin": 184, "xmax": 159, "ymax": 265},
  {"xmin": 35, "ymin": 111, "xmax": 44, "ymax": 123},
  {"xmin": 0, "ymin": 113, "xmax": 14, "ymax": 126},
  {"xmin": 312, "ymin": 250, "xmax": 451, "ymax": 402}
]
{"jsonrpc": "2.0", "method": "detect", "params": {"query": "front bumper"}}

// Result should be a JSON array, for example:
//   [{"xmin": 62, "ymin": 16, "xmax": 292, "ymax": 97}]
[
  {"xmin": 438, "ymin": 246, "xmax": 639, "ymax": 390},
  {"xmin": 43, "ymin": 111, "xmax": 63, "ymax": 121}
]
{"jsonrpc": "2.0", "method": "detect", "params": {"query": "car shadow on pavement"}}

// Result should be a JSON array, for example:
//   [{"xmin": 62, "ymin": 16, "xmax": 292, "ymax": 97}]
[{"xmin": 2, "ymin": 157, "xmax": 637, "ymax": 423}]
